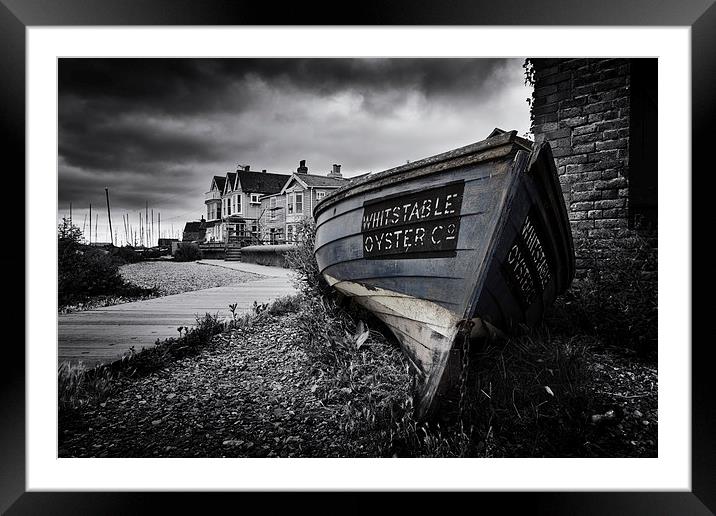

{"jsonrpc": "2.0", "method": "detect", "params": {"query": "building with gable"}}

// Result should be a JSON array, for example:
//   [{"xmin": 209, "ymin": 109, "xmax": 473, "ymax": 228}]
[
  {"xmin": 204, "ymin": 166, "xmax": 290, "ymax": 244},
  {"xmin": 269, "ymin": 161, "xmax": 348, "ymax": 242},
  {"xmin": 201, "ymin": 160, "xmax": 351, "ymax": 245}
]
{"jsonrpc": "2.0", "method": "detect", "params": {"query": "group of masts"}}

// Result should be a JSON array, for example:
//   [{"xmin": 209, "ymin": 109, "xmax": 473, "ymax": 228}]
[{"xmin": 66, "ymin": 188, "xmax": 181, "ymax": 247}]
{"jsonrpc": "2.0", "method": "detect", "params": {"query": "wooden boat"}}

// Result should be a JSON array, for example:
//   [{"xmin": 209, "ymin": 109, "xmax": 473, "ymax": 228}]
[{"xmin": 313, "ymin": 129, "xmax": 575, "ymax": 419}]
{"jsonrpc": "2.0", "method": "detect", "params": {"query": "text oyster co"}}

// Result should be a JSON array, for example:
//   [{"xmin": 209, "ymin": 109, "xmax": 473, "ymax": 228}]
[{"xmin": 361, "ymin": 189, "xmax": 462, "ymax": 255}]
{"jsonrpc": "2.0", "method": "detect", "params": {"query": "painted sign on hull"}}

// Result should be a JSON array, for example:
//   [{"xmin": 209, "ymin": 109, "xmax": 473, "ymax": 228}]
[{"xmin": 361, "ymin": 182, "xmax": 464, "ymax": 259}]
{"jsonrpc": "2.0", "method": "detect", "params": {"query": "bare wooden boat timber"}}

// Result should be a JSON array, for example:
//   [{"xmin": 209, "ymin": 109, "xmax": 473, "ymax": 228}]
[{"xmin": 313, "ymin": 129, "xmax": 575, "ymax": 419}]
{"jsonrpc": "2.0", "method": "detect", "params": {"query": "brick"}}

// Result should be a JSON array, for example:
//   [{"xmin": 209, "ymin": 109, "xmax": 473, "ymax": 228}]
[
  {"xmin": 613, "ymin": 97, "xmax": 630, "ymax": 109},
  {"xmin": 533, "ymin": 84, "xmax": 558, "ymax": 96},
  {"xmin": 559, "ymin": 59, "xmax": 588, "ymax": 72},
  {"xmin": 572, "ymin": 190, "xmax": 601, "ymax": 202},
  {"xmin": 540, "ymin": 71, "xmax": 572, "ymax": 86},
  {"xmin": 596, "ymin": 118, "xmax": 629, "ymax": 131},
  {"xmin": 534, "ymin": 65, "xmax": 560, "ymax": 80},
  {"xmin": 549, "ymin": 136, "xmax": 572, "ymax": 148},
  {"xmin": 551, "ymin": 146, "xmax": 573, "ymax": 158},
  {"xmin": 570, "ymin": 210, "xmax": 589, "ymax": 220},
  {"xmin": 594, "ymin": 199, "xmax": 626, "ymax": 209},
  {"xmin": 602, "ymin": 128, "xmax": 629, "ymax": 140},
  {"xmin": 565, "ymin": 163, "xmax": 599, "ymax": 174},
  {"xmin": 572, "ymin": 132, "xmax": 601, "ymax": 145},
  {"xmin": 600, "ymin": 169, "xmax": 619, "ymax": 179},
  {"xmin": 545, "ymin": 127, "xmax": 571, "ymax": 139},
  {"xmin": 595, "ymin": 139, "xmax": 628, "ymax": 151},
  {"xmin": 571, "ymin": 201, "xmax": 593, "ymax": 211},
  {"xmin": 595, "ymin": 177, "xmax": 628, "ymax": 190},
  {"xmin": 562, "ymin": 116, "xmax": 589, "ymax": 127},
  {"xmin": 571, "ymin": 220, "xmax": 594, "ymax": 230},
  {"xmin": 594, "ymin": 218, "xmax": 624, "ymax": 228},
  {"xmin": 589, "ymin": 150, "xmax": 620, "ymax": 163},
  {"xmin": 573, "ymin": 143, "xmax": 595, "ymax": 154},
  {"xmin": 593, "ymin": 76, "xmax": 627, "ymax": 91},
  {"xmin": 559, "ymin": 154, "xmax": 589, "ymax": 165},
  {"xmin": 583, "ymin": 101, "xmax": 613, "ymax": 115},
  {"xmin": 545, "ymin": 91, "xmax": 573, "ymax": 104},
  {"xmin": 532, "ymin": 103, "xmax": 559, "ymax": 116},
  {"xmin": 587, "ymin": 209, "xmax": 603, "ymax": 219},
  {"xmin": 603, "ymin": 208, "xmax": 627, "ymax": 218},
  {"xmin": 588, "ymin": 89, "xmax": 623, "ymax": 103},
  {"xmin": 560, "ymin": 106, "xmax": 583, "ymax": 118},
  {"xmin": 572, "ymin": 123, "xmax": 598, "ymax": 136},
  {"xmin": 618, "ymin": 188, "xmax": 629, "ymax": 198},
  {"xmin": 587, "ymin": 113, "xmax": 606, "ymax": 123},
  {"xmin": 588, "ymin": 228, "xmax": 620, "ymax": 239},
  {"xmin": 572, "ymin": 182, "xmax": 595, "ymax": 192},
  {"xmin": 533, "ymin": 113, "xmax": 558, "ymax": 124},
  {"xmin": 573, "ymin": 84, "xmax": 595, "ymax": 97},
  {"xmin": 560, "ymin": 97, "xmax": 587, "ymax": 109},
  {"xmin": 533, "ymin": 121, "xmax": 559, "ymax": 133},
  {"xmin": 600, "ymin": 189, "xmax": 619, "ymax": 200},
  {"xmin": 597, "ymin": 67, "xmax": 624, "ymax": 81}
]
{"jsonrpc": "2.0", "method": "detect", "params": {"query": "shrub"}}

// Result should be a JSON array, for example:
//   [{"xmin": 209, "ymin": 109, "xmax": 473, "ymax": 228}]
[
  {"xmin": 284, "ymin": 219, "xmax": 330, "ymax": 297},
  {"xmin": 109, "ymin": 245, "xmax": 143, "ymax": 264},
  {"xmin": 57, "ymin": 218, "xmax": 157, "ymax": 307},
  {"xmin": 174, "ymin": 243, "xmax": 203, "ymax": 262},
  {"xmin": 59, "ymin": 242, "xmax": 125, "ymax": 306},
  {"xmin": 549, "ymin": 230, "xmax": 657, "ymax": 354}
]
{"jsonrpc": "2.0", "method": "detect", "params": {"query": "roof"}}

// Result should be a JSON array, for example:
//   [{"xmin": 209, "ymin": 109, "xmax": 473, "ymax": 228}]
[
  {"xmin": 238, "ymin": 170, "xmax": 291, "ymax": 194},
  {"xmin": 299, "ymin": 175, "xmax": 348, "ymax": 188},
  {"xmin": 282, "ymin": 173, "xmax": 348, "ymax": 194},
  {"xmin": 224, "ymin": 172, "xmax": 237, "ymax": 193},
  {"xmin": 183, "ymin": 221, "xmax": 206, "ymax": 233},
  {"xmin": 211, "ymin": 175, "xmax": 226, "ymax": 192}
]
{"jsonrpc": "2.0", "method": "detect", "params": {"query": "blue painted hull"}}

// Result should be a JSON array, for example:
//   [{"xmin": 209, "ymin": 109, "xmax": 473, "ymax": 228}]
[{"xmin": 313, "ymin": 130, "xmax": 574, "ymax": 418}]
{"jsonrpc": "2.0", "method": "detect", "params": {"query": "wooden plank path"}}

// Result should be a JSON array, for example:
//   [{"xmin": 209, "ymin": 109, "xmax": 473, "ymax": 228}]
[{"xmin": 58, "ymin": 262, "xmax": 297, "ymax": 367}]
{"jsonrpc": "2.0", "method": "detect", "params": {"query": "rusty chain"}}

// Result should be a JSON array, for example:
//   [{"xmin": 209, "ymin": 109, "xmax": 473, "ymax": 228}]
[{"xmin": 456, "ymin": 319, "xmax": 474, "ymax": 423}]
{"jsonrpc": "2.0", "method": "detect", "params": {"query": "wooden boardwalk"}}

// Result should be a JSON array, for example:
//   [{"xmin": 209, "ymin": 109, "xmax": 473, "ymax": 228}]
[{"xmin": 58, "ymin": 267, "xmax": 297, "ymax": 367}]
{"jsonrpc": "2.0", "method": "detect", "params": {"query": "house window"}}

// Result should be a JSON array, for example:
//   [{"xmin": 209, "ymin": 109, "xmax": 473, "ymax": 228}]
[
  {"xmin": 222, "ymin": 199, "xmax": 226, "ymax": 217},
  {"xmin": 269, "ymin": 197, "xmax": 277, "ymax": 221},
  {"xmin": 228, "ymin": 197, "xmax": 232, "ymax": 215},
  {"xmin": 286, "ymin": 224, "xmax": 294, "ymax": 242},
  {"xmin": 316, "ymin": 191, "xmax": 326, "ymax": 201},
  {"xmin": 287, "ymin": 193, "xmax": 294, "ymax": 214},
  {"xmin": 250, "ymin": 193, "xmax": 261, "ymax": 204},
  {"xmin": 295, "ymin": 192, "xmax": 303, "ymax": 214},
  {"xmin": 235, "ymin": 194, "xmax": 241, "ymax": 214}
]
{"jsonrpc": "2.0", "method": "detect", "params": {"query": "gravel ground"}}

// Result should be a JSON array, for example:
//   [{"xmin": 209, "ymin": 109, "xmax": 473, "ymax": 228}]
[
  {"xmin": 59, "ymin": 313, "xmax": 360, "ymax": 458},
  {"xmin": 120, "ymin": 261, "xmax": 263, "ymax": 296},
  {"xmin": 58, "ymin": 306, "xmax": 658, "ymax": 458},
  {"xmin": 60, "ymin": 261, "xmax": 264, "ymax": 314}
]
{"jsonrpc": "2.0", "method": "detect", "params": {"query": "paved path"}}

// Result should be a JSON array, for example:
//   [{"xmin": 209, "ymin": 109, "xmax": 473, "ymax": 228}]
[
  {"xmin": 197, "ymin": 259, "xmax": 294, "ymax": 278},
  {"xmin": 58, "ymin": 262, "xmax": 297, "ymax": 367}
]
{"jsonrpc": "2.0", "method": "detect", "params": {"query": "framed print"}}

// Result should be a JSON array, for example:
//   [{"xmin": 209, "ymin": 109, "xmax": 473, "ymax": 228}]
[{"xmin": 2, "ymin": 0, "xmax": 711, "ymax": 513}]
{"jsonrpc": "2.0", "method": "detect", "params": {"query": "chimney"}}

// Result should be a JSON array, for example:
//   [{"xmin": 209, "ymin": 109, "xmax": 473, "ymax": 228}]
[
  {"xmin": 244, "ymin": 165, "xmax": 250, "ymax": 172},
  {"xmin": 296, "ymin": 160, "xmax": 308, "ymax": 174},
  {"xmin": 262, "ymin": 169, "xmax": 267, "ymax": 174},
  {"xmin": 328, "ymin": 164, "xmax": 343, "ymax": 178}
]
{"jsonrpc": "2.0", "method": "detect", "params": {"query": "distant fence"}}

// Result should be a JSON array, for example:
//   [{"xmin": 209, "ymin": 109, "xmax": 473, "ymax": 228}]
[{"xmin": 239, "ymin": 244, "xmax": 293, "ymax": 268}]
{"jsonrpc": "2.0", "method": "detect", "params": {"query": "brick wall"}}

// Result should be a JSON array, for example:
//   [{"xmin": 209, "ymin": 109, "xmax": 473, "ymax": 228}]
[{"xmin": 529, "ymin": 58, "xmax": 645, "ymax": 275}]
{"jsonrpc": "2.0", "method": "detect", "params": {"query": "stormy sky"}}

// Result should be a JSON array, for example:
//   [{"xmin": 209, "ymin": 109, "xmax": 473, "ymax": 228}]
[{"xmin": 58, "ymin": 58, "xmax": 531, "ymax": 244}]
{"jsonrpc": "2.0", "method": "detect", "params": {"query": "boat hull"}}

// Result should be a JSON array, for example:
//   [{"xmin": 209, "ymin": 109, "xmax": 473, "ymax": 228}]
[{"xmin": 313, "ymin": 131, "xmax": 574, "ymax": 418}]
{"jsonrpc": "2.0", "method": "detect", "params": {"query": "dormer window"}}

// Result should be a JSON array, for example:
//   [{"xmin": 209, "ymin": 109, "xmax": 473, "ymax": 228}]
[{"xmin": 250, "ymin": 193, "xmax": 261, "ymax": 204}]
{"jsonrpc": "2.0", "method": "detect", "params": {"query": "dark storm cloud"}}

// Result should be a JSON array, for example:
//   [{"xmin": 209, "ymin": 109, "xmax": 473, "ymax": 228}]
[{"xmin": 58, "ymin": 58, "xmax": 530, "ymax": 242}]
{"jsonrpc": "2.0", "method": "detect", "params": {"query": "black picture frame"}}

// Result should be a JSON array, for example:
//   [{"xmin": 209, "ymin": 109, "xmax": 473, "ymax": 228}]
[{"xmin": 3, "ymin": 1, "xmax": 711, "ymax": 513}]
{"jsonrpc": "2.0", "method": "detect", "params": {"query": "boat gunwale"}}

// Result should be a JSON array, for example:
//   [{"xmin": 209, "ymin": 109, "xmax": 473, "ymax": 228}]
[{"xmin": 313, "ymin": 130, "xmax": 531, "ymax": 217}]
